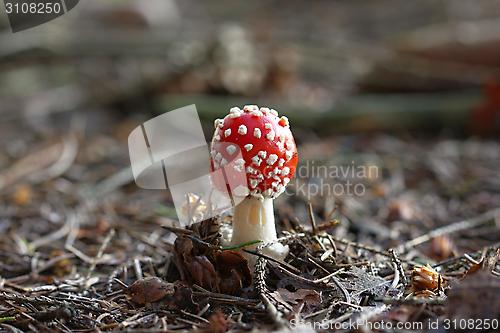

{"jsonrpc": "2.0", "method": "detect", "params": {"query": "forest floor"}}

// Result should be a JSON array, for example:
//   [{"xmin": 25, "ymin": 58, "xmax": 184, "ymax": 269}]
[{"xmin": 0, "ymin": 111, "xmax": 499, "ymax": 332}]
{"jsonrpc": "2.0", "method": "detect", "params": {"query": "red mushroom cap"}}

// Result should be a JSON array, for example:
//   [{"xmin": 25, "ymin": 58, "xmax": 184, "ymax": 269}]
[{"xmin": 210, "ymin": 105, "xmax": 298, "ymax": 199}]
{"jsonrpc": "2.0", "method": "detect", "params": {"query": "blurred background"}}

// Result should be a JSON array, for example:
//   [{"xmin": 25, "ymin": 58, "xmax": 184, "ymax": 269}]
[{"xmin": 1, "ymin": 0, "xmax": 499, "ymax": 271}]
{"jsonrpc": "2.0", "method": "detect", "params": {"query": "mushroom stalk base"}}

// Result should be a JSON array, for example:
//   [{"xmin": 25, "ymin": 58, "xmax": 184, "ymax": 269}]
[{"xmin": 231, "ymin": 197, "xmax": 289, "ymax": 261}]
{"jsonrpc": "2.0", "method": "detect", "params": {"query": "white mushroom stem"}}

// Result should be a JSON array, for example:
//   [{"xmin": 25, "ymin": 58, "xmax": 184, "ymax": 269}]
[
  {"xmin": 232, "ymin": 197, "xmax": 276, "ymax": 243},
  {"xmin": 231, "ymin": 196, "xmax": 289, "ymax": 261}
]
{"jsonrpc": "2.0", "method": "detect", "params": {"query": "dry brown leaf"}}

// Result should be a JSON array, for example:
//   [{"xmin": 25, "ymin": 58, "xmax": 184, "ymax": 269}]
[
  {"xmin": 386, "ymin": 198, "xmax": 415, "ymax": 222},
  {"xmin": 173, "ymin": 221, "xmax": 251, "ymax": 295},
  {"xmin": 217, "ymin": 270, "xmax": 245, "ymax": 296},
  {"xmin": 430, "ymin": 235, "xmax": 454, "ymax": 260},
  {"xmin": 201, "ymin": 311, "xmax": 229, "ymax": 333},
  {"xmin": 277, "ymin": 288, "xmax": 322, "ymax": 313},
  {"xmin": 48, "ymin": 250, "xmax": 73, "ymax": 277},
  {"xmin": 190, "ymin": 218, "xmax": 221, "ymax": 242},
  {"xmin": 411, "ymin": 264, "xmax": 442, "ymax": 291},
  {"xmin": 187, "ymin": 255, "xmax": 218, "ymax": 290},
  {"xmin": 166, "ymin": 284, "xmax": 198, "ymax": 311},
  {"xmin": 215, "ymin": 250, "xmax": 252, "ymax": 295},
  {"xmin": 465, "ymin": 262, "xmax": 482, "ymax": 275},
  {"xmin": 464, "ymin": 248, "xmax": 500, "ymax": 276},
  {"xmin": 11, "ymin": 184, "xmax": 32, "ymax": 206},
  {"xmin": 127, "ymin": 277, "xmax": 174, "ymax": 305},
  {"xmin": 76, "ymin": 218, "xmax": 111, "ymax": 239}
]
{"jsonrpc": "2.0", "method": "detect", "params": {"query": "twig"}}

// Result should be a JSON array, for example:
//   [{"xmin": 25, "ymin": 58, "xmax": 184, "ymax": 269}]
[
  {"xmin": 388, "ymin": 248, "xmax": 408, "ymax": 289},
  {"xmin": 322, "ymin": 235, "xmax": 389, "ymax": 257},
  {"xmin": 397, "ymin": 208, "xmax": 500, "ymax": 253},
  {"xmin": 307, "ymin": 202, "xmax": 317, "ymax": 234},
  {"xmin": 192, "ymin": 287, "xmax": 258, "ymax": 306},
  {"xmin": 0, "ymin": 292, "xmax": 106, "ymax": 314},
  {"xmin": 161, "ymin": 225, "xmax": 194, "ymax": 235},
  {"xmin": 252, "ymin": 235, "xmax": 309, "ymax": 328},
  {"xmin": 379, "ymin": 296, "xmax": 446, "ymax": 305},
  {"xmin": 243, "ymin": 249, "xmax": 301, "ymax": 274},
  {"xmin": 254, "ymin": 256, "xmax": 285, "ymax": 326},
  {"xmin": 86, "ymin": 229, "xmax": 115, "ymax": 280},
  {"xmin": 313, "ymin": 268, "xmax": 345, "ymax": 283},
  {"xmin": 432, "ymin": 242, "xmax": 500, "ymax": 269},
  {"xmin": 133, "ymin": 258, "xmax": 143, "ymax": 280},
  {"xmin": 180, "ymin": 310, "xmax": 209, "ymax": 324}
]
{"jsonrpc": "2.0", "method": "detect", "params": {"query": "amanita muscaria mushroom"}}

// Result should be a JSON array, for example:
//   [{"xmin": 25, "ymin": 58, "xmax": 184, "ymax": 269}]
[{"xmin": 210, "ymin": 105, "xmax": 298, "ymax": 259}]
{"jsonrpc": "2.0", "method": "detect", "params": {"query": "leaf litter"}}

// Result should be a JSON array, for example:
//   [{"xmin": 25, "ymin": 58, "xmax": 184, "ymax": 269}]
[{"xmin": 0, "ymin": 126, "xmax": 499, "ymax": 332}]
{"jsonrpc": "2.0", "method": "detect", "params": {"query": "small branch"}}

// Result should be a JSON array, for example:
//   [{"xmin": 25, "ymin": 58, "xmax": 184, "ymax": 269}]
[
  {"xmin": 397, "ymin": 208, "xmax": 499, "ymax": 253},
  {"xmin": 378, "ymin": 296, "xmax": 446, "ymax": 305},
  {"xmin": 243, "ymin": 249, "xmax": 300, "ymax": 274},
  {"xmin": 133, "ymin": 258, "xmax": 143, "ymax": 280},
  {"xmin": 161, "ymin": 225, "xmax": 193, "ymax": 235},
  {"xmin": 307, "ymin": 202, "xmax": 317, "ymax": 234},
  {"xmin": 389, "ymin": 248, "xmax": 408, "ymax": 289},
  {"xmin": 86, "ymin": 229, "xmax": 115, "ymax": 280}
]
